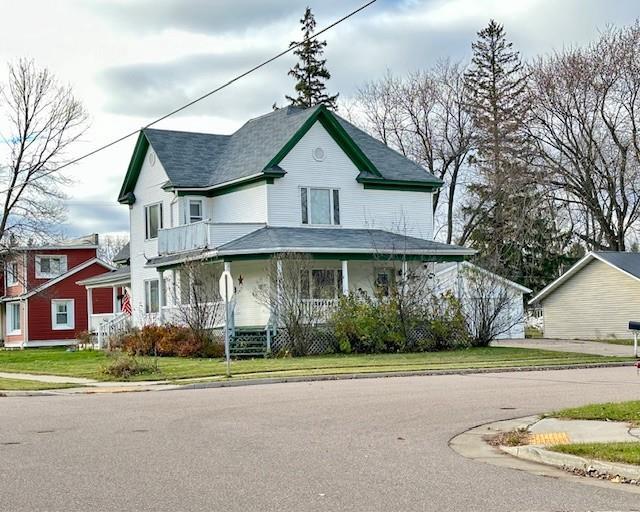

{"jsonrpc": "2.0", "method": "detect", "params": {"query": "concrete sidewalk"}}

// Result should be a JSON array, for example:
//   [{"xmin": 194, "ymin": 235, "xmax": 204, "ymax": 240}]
[
  {"xmin": 528, "ymin": 417, "xmax": 640, "ymax": 444},
  {"xmin": 493, "ymin": 338, "xmax": 636, "ymax": 357},
  {"xmin": 0, "ymin": 372, "xmax": 97, "ymax": 385}
]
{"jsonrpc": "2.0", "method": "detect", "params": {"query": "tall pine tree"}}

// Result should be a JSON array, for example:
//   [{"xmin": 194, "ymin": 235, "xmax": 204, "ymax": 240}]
[
  {"xmin": 286, "ymin": 7, "xmax": 339, "ymax": 109},
  {"xmin": 462, "ymin": 20, "xmax": 568, "ymax": 292}
]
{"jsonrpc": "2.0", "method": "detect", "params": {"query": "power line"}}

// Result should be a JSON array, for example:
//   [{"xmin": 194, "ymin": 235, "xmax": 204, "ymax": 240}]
[{"xmin": 0, "ymin": 0, "xmax": 377, "ymax": 196}]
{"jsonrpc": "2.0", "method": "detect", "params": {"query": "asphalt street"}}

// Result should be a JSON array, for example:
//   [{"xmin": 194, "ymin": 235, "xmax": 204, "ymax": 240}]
[{"xmin": 1, "ymin": 366, "xmax": 640, "ymax": 511}]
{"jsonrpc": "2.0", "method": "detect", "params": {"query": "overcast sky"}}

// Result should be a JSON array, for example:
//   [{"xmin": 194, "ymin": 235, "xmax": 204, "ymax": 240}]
[{"xmin": 1, "ymin": 0, "xmax": 638, "ymax": 238}]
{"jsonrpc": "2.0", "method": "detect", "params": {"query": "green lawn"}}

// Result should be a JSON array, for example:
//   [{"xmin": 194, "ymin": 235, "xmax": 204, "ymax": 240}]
[
  {"xmin": 0, "ymin": 377, "xmax": 77, "ymax": 391},
  {"xmin": 0, "ymin": 346, "xmax": 632, "ymax": 382},
  {"xmin": 550, "ymin": 442, "xmax": 640, "ymax": 466},
  {"xmin": 550, "ymin": 400, "xmax": 640, "ymax": 425}
]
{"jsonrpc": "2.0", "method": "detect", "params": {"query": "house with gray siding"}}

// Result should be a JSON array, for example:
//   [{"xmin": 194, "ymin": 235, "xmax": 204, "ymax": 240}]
[{"xmin": 529, "ymin": 252, "xmax": 640, "ymax": 339}]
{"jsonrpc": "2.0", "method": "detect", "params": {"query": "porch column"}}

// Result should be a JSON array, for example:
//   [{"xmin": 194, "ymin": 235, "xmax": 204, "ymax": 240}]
[
  {"xmin": 341, "ymin": 260, "xmax": 349, "ymax": 295},
  {"xmin": 112, "ymin": 286, "xmax": 118, "ymax": 314},
  {"xmin": 158, "ymin": 270, "xmax": 165, "ymax": 322},
  {"xmin": 87, "ymin": 287, "xmax": 93, "ymax": 330},
  {"xmin": 275, "ymin": 259, "xmax": 283, "ymax": 321}
]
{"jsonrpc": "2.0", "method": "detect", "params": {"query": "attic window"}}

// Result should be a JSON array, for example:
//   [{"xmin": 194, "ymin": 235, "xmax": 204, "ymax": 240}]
[{"xmin": 36, "ymin": 255, "xmax": 67, "ymax": 279}]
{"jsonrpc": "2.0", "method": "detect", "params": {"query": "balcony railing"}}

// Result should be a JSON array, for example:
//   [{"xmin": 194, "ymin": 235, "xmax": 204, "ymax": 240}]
[{"xmin": 158, "ymin": 221, "xmax": 265, "ymax": 255}]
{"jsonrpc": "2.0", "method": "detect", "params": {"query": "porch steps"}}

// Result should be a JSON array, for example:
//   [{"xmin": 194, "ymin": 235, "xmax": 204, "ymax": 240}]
[{"xmin": 229, "ymin": 328, "xmax": 269, "ymax": 358}]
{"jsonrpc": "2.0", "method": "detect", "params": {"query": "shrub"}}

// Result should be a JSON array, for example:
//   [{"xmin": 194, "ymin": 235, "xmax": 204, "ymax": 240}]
[
  {"xmin": 330, "ymin": 290, "xmax": 470, "ymax": 354},
  {"xmin": 76, "ymin": 330, "xmax": 93, "ymax": 348},
  {"xmin": 101, "ymin": 354, "xmax": 156, "ymax": 379},
  {"xmin": 122, "ymin": 324, "xmax": 224, "ymax": 358}
]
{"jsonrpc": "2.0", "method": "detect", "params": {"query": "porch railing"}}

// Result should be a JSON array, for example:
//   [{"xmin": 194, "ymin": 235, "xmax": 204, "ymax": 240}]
[
  {"xmin": 157, "ymin": 221, "xmax": 265, "ymax": 255},
  {"xmin": 96, "ymin": 313, "xmax": 130, "ymax": 349},
  {"xmin": 302, "ymin": 298, "xmax": 339, "ymax": 324}
]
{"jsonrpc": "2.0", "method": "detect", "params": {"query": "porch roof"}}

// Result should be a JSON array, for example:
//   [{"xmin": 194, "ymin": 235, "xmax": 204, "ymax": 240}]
[
  {"xmin": 76, "ymin": 265, "xmax": 131, "ymax": 288},
  {"xmin": 146, "ymin": 227, "xmax": 475, "ymax": 268}
]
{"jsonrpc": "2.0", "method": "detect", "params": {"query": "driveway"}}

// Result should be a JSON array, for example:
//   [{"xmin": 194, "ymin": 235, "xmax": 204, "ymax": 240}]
[
  {"xmin": 493, "ymin": 337, "xmax": 636, "ymax": 357},
  {"xmin": 1, "ymin": 367, "xmax": 640, "ymax": 512}
]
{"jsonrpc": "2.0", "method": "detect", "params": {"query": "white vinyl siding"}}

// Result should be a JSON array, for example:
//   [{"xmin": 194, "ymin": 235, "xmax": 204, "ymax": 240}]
[
  {"xmin": 51, "ymin": 299, "xmax": 74, "ymax": 330},
  {"xmin": 6, "ymin": 302, "xmax": 20, "ymax": 334},
  {"xmin": 542, "ymin": 258, "xmax": 640, "ymax": 339},
  {"xmin": 268, "ymin": 122, "xmax": 433, "ymax": 238}
]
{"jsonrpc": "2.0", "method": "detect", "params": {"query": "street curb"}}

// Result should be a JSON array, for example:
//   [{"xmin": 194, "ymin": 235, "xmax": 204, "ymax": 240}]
[
  {"xmin": 0, "ymin": 361, "xmax": 634, "ymax": 396},
  {"xmin": 502, "ymin": 445, "xmax": 640, "ymax": 481},
  {"xmin": 449, "ymin": 415, "xmax": 640, "ymax": 494},
  {"xmin": 173, "ymin": 361, "xmax": 635, "ymax": 391}
]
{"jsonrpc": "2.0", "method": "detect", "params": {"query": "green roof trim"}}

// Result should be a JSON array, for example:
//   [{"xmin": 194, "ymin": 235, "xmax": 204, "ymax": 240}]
[
  {"xmin": 358, "ymin": 176, "xmax": 442, "ymax": 192},
  {"xmin": 118, "ymin": 131, "xmax": 150, "ymax": 204},
  {"xmin": 264, "ymin": 105, "xmax": 382, "ymax": 177}
]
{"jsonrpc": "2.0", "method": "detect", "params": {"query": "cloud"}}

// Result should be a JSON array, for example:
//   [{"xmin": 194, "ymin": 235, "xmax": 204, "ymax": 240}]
[
  {"xmin": 91, "ymin": 0, "xmax": 350, "ymax": 35},
  {"xmin": 64, "ymin": 200, "xmax": 129, "ymax": 238}
]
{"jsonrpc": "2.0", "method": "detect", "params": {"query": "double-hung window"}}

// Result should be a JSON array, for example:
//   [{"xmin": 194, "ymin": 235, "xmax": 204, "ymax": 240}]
[
  {"xmin": 300, "ymin": 187, "xmax": 340, "ymax": 225},
  {"xmin": 36, "ymin": 255, "xmax": 67, "ymax": 279},
  {"xmin": 145, "ymin": 279, "xmax": 160, "ymax": 314},
  {"xmin": 51, "ymin": 299, "xmax": 74, "ymax": 330},
  {"xmin": 300, "ymin": 269, "xmax": 343, "ymax": 299},
  {"xmin": 145, "ymin": 203, "xmax": 163, "ymax": 240},
  {"xmin": 6, "ymin": 302, "xmax": 20, "ymax": 334},
  {"xmin": 5, "ymin": 261, "xmax": 19, "ymax": 287},
  {"xmin": 188, "ymin": 199, "xmax": 203, "ymax": 224}
]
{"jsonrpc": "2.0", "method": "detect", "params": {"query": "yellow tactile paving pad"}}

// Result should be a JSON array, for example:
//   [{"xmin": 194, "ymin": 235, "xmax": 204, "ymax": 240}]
[{"xmin": 528, "ymin": 432, "xmax": 570, "ymax": 445}]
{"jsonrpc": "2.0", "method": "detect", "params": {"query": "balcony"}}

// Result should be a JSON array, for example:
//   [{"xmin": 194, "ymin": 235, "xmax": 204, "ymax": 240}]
[{"xmin": 157, "ymin": 221, "xmax": 266, "ymax": 255}]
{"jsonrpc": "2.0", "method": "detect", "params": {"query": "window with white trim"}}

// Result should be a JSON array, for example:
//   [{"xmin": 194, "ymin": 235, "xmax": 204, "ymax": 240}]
[
  {"xmin": 51, "ymin": 299, "xmax": 74, "ymax": 330},
  {"xmin": 6, "ymin": 302, "xmax": 20, "ymax": 334},
  {"xmin": 145, "ymin": 279, "xmax": 160, "ymax": 313},
  {"xmin": 5, "ymin": 261, "xmax": 19, "ymax": 287},
  {"xmin": 300, "ymin": 269, "xmax": 343, "ymax": 299},
  {"xmin": 188, "ymin": 199, "xmax": 203, "ymax": 224},
  {"xmin": 145, "ymin": 202, "xmax": 163, "ymax": 240},
  {"xmin": 36, "ymin": 255, "xmax": 67, "ymax": 279},
  {"xmin": 374, "ymin": 268, "xmax": 395, "ymax": 297},
  {"xmin": 300, "ymin": 187, "xmax": 340, "ymax": 225}
]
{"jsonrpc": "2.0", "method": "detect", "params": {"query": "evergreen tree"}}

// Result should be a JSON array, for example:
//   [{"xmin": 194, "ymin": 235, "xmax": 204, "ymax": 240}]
[
  {"xmin": 286, "ymin": 7, "xmax": 339, "ymax": 109},
  {"xmin": 461, "ymin": 20, "xmax": 568, "ymax": 292}
]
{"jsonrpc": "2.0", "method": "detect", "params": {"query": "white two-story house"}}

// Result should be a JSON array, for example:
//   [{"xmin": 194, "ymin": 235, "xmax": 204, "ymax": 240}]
[{"xmin": 103, "ymin": 104, "xmax": 474, "ymax": 346}]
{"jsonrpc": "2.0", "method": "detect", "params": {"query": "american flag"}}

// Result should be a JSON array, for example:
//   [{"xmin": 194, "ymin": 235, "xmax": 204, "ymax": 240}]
[{"xmin": 121, "ymin": 290, "xmax": 132, "ymax": 316}]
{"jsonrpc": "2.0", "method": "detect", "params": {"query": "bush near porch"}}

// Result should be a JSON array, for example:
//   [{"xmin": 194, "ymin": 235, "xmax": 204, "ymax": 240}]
[{"xmin": 330, "ymin": 291, "xmax": 470, "ymax": 354}]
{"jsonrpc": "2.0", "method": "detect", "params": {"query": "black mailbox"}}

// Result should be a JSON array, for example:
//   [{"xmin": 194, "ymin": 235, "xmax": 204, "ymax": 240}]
[{"xmin": 630, "ymin": 321, "xmax": 640, "ymax": 331}]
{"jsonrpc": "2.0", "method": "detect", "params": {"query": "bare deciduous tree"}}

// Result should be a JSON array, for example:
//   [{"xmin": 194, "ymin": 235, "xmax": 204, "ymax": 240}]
[
  {"xmin": 253, "ymin": 253, "xmax": 321, "ymax": 356},
  {"xmin": 528, "ymin": 23, "xmax": 640, "ymax": 250},
  {"xmin": 352, "ymin": 61, "xmax": 473, "ymax": 243},
  {"xmin": 99, "ymin": 234, "xmax": 129, "ymax": 264},
  {"xmin": 168, "ymin": 260, "xmax": 223, "ymax": 347},
  {"xmin": 0, "ymin": 59, "xmax": 88, "ymax": 250},
  {"xmin": 459, "ymin": 264, "xmax": 523, "ymax": 346}
]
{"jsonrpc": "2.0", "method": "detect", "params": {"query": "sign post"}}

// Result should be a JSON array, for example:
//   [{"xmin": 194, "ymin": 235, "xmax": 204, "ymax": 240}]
[{"xmin": 219, "ymin": 270, "xmax": 234, "ymax": 377}]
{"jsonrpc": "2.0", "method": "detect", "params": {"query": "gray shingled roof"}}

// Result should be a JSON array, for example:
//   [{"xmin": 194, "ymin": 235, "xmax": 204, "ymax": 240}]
[
  {"xmin": 76, "ymin": 265, "xmax": 131, "ymax": 286},
  {"xmin": 217, "ymin": 227, "xmax": 471, "ymax": 254},
  {"xmin": 145, "ymin": 227, "xmax": 474, "ymax": 268},
  {"xmin": 143, "ymin": 105, "xmax": 441, "ymax": 189},
  {"xmin": 593, "ymin": 251, "xmax": 640, "ymax": 279},
  {"xmin": 113, "ymin": 242, "xmax": 130, "ymax": 264}
]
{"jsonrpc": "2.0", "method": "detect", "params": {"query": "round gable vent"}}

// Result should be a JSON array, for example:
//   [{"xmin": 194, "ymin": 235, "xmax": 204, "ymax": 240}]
[
  {"xmin": 312, "ymin": 147, "xmax": 326, "ymax": 162},
  {"xmin": 148, "ymin": 151, "xmax": 156, "ymax": 166}
]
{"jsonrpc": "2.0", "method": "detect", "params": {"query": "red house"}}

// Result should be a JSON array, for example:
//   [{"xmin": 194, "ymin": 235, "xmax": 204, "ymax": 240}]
[{"xmin": 0, "ymin": 234, "xmax": 115, "ymax": 348}]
